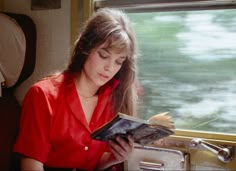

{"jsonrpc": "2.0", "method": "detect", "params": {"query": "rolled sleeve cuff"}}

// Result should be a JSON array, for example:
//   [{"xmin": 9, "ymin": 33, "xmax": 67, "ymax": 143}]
[{"xmin": 13, "ymin": 136, "xmax": 51, "ymax": 163}]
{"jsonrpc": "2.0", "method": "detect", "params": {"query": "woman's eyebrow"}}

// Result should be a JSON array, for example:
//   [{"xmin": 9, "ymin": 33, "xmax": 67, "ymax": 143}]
[
  {"xmin": 100, "ymin": 47, "xmax": 127, "ymax": 59},
  {"xmin": 101, "ymin": 48, "xmax": 111, "ymax": 54}
]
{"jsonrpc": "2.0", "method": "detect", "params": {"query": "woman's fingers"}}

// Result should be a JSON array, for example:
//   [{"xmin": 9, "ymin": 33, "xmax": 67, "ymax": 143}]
[
  {"xmin": 108, "ymin": 139, "xmax": 125, "ymax": 161},
  {"xmin": 108, "ymin": 135, "xmax": 134, "ymax": 162},
  {"xmin": 127, "ymin": 134, "xmax": 134, "ymax": 147}
]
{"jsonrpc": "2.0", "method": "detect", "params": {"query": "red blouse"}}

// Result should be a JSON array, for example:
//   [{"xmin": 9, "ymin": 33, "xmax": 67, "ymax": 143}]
[{"xmin": 13, "ymin": 72, "xmax": 119, "ymax": 170}]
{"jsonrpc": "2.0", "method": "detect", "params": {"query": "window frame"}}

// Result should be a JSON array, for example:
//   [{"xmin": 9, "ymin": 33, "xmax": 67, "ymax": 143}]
[
  {"xmin": 94, "ymin": 0, "xmax": 236, "ymax": 12},
  {"xmin": 93, "ymin": 0, "xmax": 236, "ymax": 142}
]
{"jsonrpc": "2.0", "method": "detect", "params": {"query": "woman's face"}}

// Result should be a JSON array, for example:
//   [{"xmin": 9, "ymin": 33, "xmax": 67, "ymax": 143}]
[{"xmin": 82, "ymin": 44, "xmax": 127, "ymax": 87}]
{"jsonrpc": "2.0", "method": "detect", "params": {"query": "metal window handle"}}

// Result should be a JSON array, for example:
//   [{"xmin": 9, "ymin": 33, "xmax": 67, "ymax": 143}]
[
  {"xmin": 139, "ymin": 161, "xmax": 164, "ymax": 171},
  {"xmin": 191, "ymin": 138, "xmax": 233, "ymax": 163}
]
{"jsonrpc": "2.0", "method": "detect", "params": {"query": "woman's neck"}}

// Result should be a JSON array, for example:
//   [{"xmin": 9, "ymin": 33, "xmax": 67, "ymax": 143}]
[{"xmin": 74, "ymin": 72, "xmax": 99, "ymax": 98}]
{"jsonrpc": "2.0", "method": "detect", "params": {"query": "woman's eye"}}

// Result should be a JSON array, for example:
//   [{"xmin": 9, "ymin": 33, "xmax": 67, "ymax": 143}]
[
  {"xmin": 116, "ymin": 60, "xmax": 124, "ymax": 65},
  {"xmin": 98, "ymin": 51, "xmax": 108, "ymax": 59}
]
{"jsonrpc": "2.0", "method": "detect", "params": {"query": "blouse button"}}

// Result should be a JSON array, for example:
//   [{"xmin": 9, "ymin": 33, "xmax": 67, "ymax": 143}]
[{"xmin": 84, "ymin": 146, "xmax": 89, "ymax": 151}]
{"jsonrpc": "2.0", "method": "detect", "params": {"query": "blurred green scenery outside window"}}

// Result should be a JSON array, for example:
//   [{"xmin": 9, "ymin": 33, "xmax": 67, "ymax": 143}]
[{"xmin": 128, "ymin": 9, "xmax": 236, "ymax": 134}]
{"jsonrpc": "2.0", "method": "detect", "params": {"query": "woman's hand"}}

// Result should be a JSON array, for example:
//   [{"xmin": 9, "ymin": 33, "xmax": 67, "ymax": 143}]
[
  {"xmin": 108, "ymin": 135, "xmax": 134, "ymax": 163},
  {"xmin": 96, "ymin": 135, "xmax": 134, "ymax": 170}
]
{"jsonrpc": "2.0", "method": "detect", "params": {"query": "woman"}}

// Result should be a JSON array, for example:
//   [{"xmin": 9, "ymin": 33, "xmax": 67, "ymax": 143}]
[{"xmin": 14, "ymin": 8, "xmax": 138, "ymax": 171}]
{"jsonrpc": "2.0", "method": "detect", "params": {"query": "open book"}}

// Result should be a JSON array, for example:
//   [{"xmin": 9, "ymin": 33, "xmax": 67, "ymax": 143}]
[{"xmin": 91, "ymin": 112, "xmax": 175, "ymax": 145}]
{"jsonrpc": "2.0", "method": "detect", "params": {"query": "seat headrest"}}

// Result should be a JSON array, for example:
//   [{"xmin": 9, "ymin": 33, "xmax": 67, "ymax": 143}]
[
  {"xmin": 0, "ymin": 12, "xmax": 36, "ymax": 97},
  {"xmin": 0, "ymin": 13, "xmax": 26, "ymax": 88}
]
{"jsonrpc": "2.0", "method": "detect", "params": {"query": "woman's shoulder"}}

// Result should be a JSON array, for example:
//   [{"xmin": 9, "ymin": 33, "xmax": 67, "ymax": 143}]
[{"xmin": 30, "ymin": 72, "xmax": 72, "ymax": 95}]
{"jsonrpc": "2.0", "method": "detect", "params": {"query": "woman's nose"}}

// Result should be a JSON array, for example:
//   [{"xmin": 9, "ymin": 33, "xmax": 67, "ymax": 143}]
[{"xmin": 104, "ymin": 61, "xmax": 115, "ymax": 71}]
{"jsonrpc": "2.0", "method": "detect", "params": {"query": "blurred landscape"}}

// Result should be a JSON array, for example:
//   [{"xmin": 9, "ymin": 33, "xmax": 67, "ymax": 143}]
[{"xmin": 128, "ymin": 9, "xmax": 236, "ymax": 133}]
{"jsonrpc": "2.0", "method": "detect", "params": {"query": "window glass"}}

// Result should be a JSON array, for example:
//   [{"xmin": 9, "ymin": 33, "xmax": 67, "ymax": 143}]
[{"xmin": 128, "ymin": 9, "xmax": 236, "ymax": 133}]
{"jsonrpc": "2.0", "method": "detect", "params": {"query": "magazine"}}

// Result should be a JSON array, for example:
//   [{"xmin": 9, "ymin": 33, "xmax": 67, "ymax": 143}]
[{"xmin": 91, "ymin": 112, "xmax": 175, "ymax": 145}]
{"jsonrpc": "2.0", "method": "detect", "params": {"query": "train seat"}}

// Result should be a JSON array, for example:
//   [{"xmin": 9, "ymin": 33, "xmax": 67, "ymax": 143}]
[{"xmin": 0, "ymin": 12, "xmax": 36, "ymax": 171}]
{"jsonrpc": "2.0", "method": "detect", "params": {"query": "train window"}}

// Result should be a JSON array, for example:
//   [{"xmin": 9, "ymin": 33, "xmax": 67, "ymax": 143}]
[{"xmin": 127, "ymin": 9, "xmax": 236, "ymax": 134}]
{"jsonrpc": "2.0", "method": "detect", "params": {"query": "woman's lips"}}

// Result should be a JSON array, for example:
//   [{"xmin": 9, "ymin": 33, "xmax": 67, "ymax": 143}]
[{"xmin": 99, "ymin": 73, "xmax": 109, "ymax": 79}]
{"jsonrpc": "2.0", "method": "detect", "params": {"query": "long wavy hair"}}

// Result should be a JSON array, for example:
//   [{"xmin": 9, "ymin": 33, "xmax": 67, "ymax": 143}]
[{"xmin": 66, "ymin": 8, "xmax": 138, "ymax": 115}]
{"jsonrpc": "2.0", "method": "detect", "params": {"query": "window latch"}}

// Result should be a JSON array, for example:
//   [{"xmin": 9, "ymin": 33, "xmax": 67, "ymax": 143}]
[
  {"xmin": 139, "ymin": 161, "xmax": 164, "ymax": 171},
  {"xmin": 191, "ymin": 138, "xmax": 233, "ymax": 163}
]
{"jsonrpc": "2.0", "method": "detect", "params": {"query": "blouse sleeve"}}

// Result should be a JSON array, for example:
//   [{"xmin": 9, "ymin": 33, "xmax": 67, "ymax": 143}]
[{"xmin": 13, "ymin": 85, "xmax": 52, "ymax": 163}]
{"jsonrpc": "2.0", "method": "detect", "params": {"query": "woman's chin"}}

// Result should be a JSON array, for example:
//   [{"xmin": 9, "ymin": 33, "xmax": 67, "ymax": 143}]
[{"xmin": 96, "ymin": 80, "xmax": 109, "ymax": 87}]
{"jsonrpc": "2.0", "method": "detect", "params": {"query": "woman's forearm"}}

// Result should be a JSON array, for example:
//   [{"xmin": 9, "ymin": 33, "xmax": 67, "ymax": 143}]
[{"xmin": 21, "ymin": 158, "xmax": 44, "ymax": 171}]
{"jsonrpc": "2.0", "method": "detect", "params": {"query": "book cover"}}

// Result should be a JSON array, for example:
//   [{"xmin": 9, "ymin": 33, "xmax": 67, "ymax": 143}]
[{"xmin": 91, "ymin": 112, "xmax": 175, "ymax": 145}]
